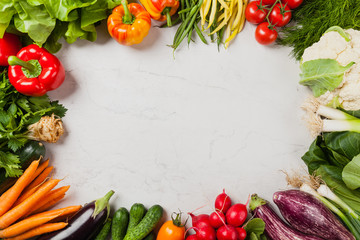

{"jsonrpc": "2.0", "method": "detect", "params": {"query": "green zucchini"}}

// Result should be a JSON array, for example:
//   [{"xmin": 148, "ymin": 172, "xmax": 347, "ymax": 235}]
[
  {"xmin": 0, "ymin": 141, "xmax": 46, "ymax": 194},
  {"xmin": 95, "ymin": 218, "xmax": 112, "ymax": 240},
  {"xmin": 143, "ymin": 232, "xmax": 156, "ymax": 240},
  {"xmin": 123, "ymin": 205, "xmax": 163, "ymax": 240},
  {"xmin": 128, "ymin": 203, "xmax": 146, "ymax": 232},
  {"xmin": 112, "ymin": 207, "xmax": 130, "ymax": 240}
]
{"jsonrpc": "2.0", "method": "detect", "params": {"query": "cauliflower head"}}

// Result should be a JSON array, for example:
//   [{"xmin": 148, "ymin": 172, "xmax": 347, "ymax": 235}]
[{"xmin": 302, "ymin": 28, "xmax": 360, "ymax": 110}]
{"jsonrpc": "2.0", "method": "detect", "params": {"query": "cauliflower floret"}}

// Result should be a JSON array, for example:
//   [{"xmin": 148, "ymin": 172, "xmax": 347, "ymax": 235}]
[
  {"xmin": 302, "ymin": 31, "xmax": 348, "ymax": 63},
  {"xmin": 302, "ymin": 28, "xmax": 360, "ymax": 110}
]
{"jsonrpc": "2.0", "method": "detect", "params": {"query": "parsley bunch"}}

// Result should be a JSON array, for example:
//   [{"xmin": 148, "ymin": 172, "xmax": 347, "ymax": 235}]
[{"xmin": 0, "ymin": 70, "xmax": 67, "ymax": 177}]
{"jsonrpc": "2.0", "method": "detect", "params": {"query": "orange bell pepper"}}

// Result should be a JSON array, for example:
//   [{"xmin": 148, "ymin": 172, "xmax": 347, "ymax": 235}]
[
  {"xmin": 107, "ymin": 0, "xmax": 151, "ymax": 46},
  {"xmin": 139, "ymin": 0, "xmax": 179, "ymax": 26}
]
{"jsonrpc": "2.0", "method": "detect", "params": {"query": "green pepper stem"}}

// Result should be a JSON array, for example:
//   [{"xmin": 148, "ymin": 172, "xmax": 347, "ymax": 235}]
[
  {"xmin": 8, "ymin": 56, "xmax": 36, "ymax": 72},
  {"xmin": 121, "ymin": 0, "xmax": 135, "ymax": 24},
  {"xmin": 162, "ymin": 7, "xmax": 172, "ymax": 26}
]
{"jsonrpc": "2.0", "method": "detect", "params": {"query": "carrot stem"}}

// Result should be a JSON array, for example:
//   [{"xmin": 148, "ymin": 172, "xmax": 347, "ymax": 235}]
[{"xmin": 0, "ymin": 160, "xmax": 40, "ymax": 217}]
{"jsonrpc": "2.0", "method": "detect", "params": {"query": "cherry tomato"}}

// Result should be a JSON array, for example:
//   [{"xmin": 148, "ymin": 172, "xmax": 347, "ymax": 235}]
[
  {"xmin": 281, "ymin": 0, "xmax": 303, "ymax": 9},
  {"xmin": 245, "ymin": 1, "xmax": 268, "ymax": 24},
  {"xmin": 261, "ymin": 0, "xmax": 276, "ymax": 5},
  {"xmin": 255, "ymin": 22, "xmax": 278, "ymax": 45},
  {"xmin": 0, "ymin": 33, "xmax": 22, "ymax": 66},
  {"xmin": 269, "ymin": 3, "xmax": 291, "ymax": 27},
  {"xmin": 157, "ymin": 213, "xmax": 186, "ymax": 240}
]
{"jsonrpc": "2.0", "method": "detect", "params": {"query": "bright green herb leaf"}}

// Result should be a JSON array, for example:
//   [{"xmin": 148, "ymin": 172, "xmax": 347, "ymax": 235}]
[
  {"xmin": 300, "ymin": 59, "xmax": 355, "ymax": 97},
  {"xmin": 343, "ymin": 154, "xmax": 360, "ymax": 190},
  {"xmin": 0, "ymin": 151, "xmax": 22, "ymax": 177}
]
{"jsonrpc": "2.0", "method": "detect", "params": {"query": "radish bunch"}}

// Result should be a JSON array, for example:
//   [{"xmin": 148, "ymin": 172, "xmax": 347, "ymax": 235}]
[{"xmin": 186, "ymin": 190, "xmax": 248, "ymax": 240}]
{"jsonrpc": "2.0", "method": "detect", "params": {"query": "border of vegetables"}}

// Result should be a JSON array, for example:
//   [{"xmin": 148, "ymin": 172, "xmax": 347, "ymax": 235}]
[{"xmin": 1, "ymin": 0, "xmax": 360, "ymax": 239}]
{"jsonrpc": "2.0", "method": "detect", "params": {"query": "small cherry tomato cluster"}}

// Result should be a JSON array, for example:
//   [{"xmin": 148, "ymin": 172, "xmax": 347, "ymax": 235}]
[
  {"xmin": 186, "ymin": 190, "xmax": 248, "ymax": 240},
  {"xmin": 245, "ymin": 0, "xmax": 303, "ymax": 45}
]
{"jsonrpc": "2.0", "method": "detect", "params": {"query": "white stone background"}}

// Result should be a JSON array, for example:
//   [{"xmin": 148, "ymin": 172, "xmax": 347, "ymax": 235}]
[{"xmin": 46, "ymin": 21, "xmax": 312, "ymax": 221}]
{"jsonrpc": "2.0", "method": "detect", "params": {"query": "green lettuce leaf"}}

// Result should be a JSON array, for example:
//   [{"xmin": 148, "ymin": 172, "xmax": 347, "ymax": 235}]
[
  {"xmin": 343, "ymin": 154, "xmax": 360, "ymax": 190},
  {"xmin": 0, "ymin": 0, "xmax": 16, "ymax": 37},
  {"xmin": 65, "ymin": 18, "xmax": 96, "ymax": 44},
  {"xmin": 43, "ymin": 21, "xmax": 68, "ymax": 53},
  {"xmin": 41, "ymin": 0, "xmax": 97, "ymax": 21},
  {"xmin": 299, "ymin": 59, "xmax": 355, "ymax": 97},
  {"xmin": 81, "ymin": 0, "xmax": 120, "ymax": 30},
  {"xmin": 13, "ymin": 0, "xmax": 56, "ymax": 44}
]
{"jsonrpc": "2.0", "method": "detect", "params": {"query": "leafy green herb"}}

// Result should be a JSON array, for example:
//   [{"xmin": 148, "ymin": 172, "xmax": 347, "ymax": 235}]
[
  {"xmin": 299, "ymin": 59, "xmax": 354, "ymax": 97},
  {"xmin": 278, "ymin": 0, "xmax": 360, "ymax": 60},
  {"xmin": 0, "ymin": 70, "xmax": 66, "ymax": 177}
]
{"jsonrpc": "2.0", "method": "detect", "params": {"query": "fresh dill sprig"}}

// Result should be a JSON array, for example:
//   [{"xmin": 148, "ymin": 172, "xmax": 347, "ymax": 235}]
[{"xmin": 277, "ymin": 0, "xmax": 360, "ymax": 61}]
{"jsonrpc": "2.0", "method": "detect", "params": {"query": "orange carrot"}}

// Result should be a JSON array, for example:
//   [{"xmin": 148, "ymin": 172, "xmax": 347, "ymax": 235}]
[
  {"xmin": 33, "ymin": 205, "xmax": 82, "ymax": 219},
  {"xmin": 30, "ymin": 194, "xmax": 65, "ymax": 215},
  {"xmin": 28, "ymin": 186, "xmax": 70, "ymax": 214},
  {"xmin": 28, "ymin": 159, "xmax": 49, "ymax": 184},
  {"xmin": 23, "ymin": 166, "xmax": 54, "ymax": 193},
  {"xmin": 0, "ymin": 179, "xmax": 61, "ymax": 229},
  {"xmin": 0, "ymin": 210, "xmax": 61, "ymax": 238},
  {"xmin": 11, "ymin": 184, "xmax": 42, "ymax": 208},
  {"xmin": 0, "ymin": 160, "xmax": 40, "ymax": 217},
  {"xmin": 4, "ymin": 222, "xmax": 68, "ymax": 240}
]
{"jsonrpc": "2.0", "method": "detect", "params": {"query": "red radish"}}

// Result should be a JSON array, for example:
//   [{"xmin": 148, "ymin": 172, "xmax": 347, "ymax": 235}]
[
  {"xmin": 215, "ymin": 189, "xmax": 232, "ymax": 213},
  {"xmin": 186, "ymin": 235, "xmax": 198, "ymax": 240},
  {"xmin": 216, "ymin": 225, "xmax": 239, "ymax": 240},
  {"xmin": 236, "ymin": 227, "xmax": 247, "ymax": 240},
  {"xmin": 226, "ymin": 204, "xmax": 248, "ymax": 227},
  {"xmin": 189, "ymin": 213, "xmax": 212, "ymax": 229},
  {"xmin": 196, "ymin": 226, "xmax": 216, "ymax": 240},
  {"xmin": 209, "ymin": 210, "xmax": 226, "ymax": 228}
]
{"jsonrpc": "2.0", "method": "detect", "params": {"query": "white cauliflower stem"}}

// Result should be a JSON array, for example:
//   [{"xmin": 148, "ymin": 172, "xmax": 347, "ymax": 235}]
[{"xmin": 302, "ymin": 29, "xmax": 360, "ymax": 110}]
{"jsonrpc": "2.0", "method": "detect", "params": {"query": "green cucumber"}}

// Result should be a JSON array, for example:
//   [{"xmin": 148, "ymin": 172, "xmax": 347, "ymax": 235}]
[
  {"xmin": 95, "ymin": 218, "xmax": 112, "ymax": 240},
  {"xmin": 112, "ymin": 207, "xmax": 130, "ymax": 240},
  {"xmin": 0, "ymin": 141, "xmax": 46, "ymax": 194},
  {"xmin": 123, "ymin": 205, "xmax": 163, "ymax": 240},
  {"xmin": 128, "ymin": 203, "xmax": 146, "ymax": 232},
  {"xmin": 143, "ymin": 232, "xmax": 156, "ymax": 240}
]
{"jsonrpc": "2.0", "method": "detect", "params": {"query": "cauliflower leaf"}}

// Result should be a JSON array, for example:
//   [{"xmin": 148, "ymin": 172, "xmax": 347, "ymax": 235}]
[{"xmin": 299, "ymin": 59, "xmax": 355, "ymax": 97}]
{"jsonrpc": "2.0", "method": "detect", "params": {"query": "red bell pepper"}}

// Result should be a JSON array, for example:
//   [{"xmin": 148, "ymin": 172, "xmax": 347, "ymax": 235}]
[
  {"xmin": 0, "ymin": 33, "xmax": 22, "ymax": 66},
  {"xmin": 8, "ymin": 44, "xmax": 65, "ymax": 97}
]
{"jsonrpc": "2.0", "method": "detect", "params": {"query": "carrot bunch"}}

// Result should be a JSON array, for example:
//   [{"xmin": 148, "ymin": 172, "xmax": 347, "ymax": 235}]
[{"xmin": 0, "ymin": 159, "xmax": 81, "ymax": 240}]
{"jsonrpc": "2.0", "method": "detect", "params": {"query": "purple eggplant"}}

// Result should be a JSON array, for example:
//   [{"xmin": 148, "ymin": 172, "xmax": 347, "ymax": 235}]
[
  {"xmin": 38, "ymin": 190, "xmax": 114, "ymax": 240},
  {"xmin": 250, "ymin": 194, "xmax": 324, "ymax": 240},
  {"xmin": 273, "ymin": 190, "xmax": 355, "ymax": 240}
]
